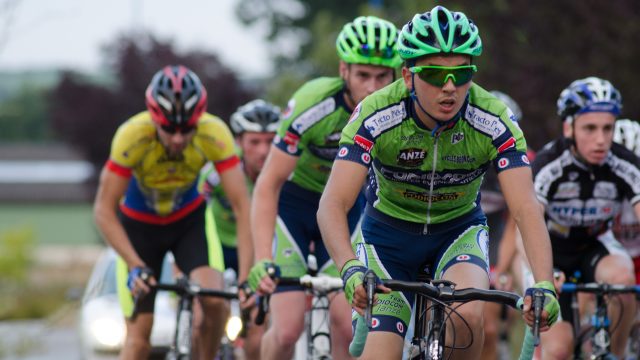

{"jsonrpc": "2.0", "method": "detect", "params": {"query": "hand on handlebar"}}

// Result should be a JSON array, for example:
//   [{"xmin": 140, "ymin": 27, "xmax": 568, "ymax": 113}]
[
  {"xmin": 238, "ymin": 280, "xmax": 257, "ymax": 309},
  {"xmin": 127, "ymin": 266, "xmax": 156, "ymax": 298},
  {"xmin": 341, "ymin": 260, "xmax": 390, "ymax": 316},
  {"xmin": 248, "ymin": 259, "xmax": 280, "ymax": 295},
  {"xmin": 522, "ymin": 280, "xmax": 559, "ymax": 331}
]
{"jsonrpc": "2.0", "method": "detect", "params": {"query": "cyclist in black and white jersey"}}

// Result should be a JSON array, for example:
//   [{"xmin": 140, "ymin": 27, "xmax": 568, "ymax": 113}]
[{"xmin": 532, "ymin": 77, "xmax": 640, "ymax": 359}]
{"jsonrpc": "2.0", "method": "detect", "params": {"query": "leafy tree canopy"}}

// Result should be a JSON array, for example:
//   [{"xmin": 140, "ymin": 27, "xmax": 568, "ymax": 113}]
[
  {"xmin": 49, "ymin": 33, "xmax": 256, "ymax": 169},
  {"xmin": 237, "ymin": 0, "xmax": 640, "ymax": 149}
]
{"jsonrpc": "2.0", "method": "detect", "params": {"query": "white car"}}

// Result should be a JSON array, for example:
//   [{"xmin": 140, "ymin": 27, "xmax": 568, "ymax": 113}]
[{"xmin": 78, "ymin": 248, "xmax": 176, "ymax": 359}]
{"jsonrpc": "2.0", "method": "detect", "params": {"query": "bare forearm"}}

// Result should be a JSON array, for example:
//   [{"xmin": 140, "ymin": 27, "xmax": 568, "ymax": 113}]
[
  {"xmin": 234, "ymin": 202, "xmax": 253, "ymax": 282},
  {"xmin": 494, "ymin": 215, "xmax": 517, "ymax": 273},
  {"xmin": 513, "ymin": 203, "xmax": 553, "ymax": 283},
  {"xmin": 250, "ymin": 181, "xmax": 281, "ymax": 261},
  {"xmin": 318, "ymin": 198, "xmax": 356, "ymax": 271},
  {"xmin": 94, "ymin": 205, "xmax": 142, "ymax": 269}
]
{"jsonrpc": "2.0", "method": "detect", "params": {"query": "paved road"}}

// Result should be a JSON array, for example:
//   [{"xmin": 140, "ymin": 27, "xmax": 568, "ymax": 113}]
[{"xmin": 0, "ymin": 308, "xmax": 117, "ymax": 360}]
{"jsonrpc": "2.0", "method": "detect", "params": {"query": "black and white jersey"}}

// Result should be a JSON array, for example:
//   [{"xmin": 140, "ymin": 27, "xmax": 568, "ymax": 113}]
[{"xmin": 533, "ymin": 137, "xmax": 640, "ymax": 251}]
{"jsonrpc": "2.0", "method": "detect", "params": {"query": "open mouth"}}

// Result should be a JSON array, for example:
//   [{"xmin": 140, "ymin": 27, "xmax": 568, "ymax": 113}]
[{"xmin": 439, "ymin": 99, "xmax": 456, "ymax": 112}]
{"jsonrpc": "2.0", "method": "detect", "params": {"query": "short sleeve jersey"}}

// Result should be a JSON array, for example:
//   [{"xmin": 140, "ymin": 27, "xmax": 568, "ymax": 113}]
[
  {"xmin": 339, "ymin": 80, "xmax": 529, "ymax": 224},
  {"xmin": 274, "ymin": 77, "xmax": 353, "ymax": 193},
  {"xmin": 532, "ymin": 138, "xmax": 640, "ymax": 245},
  {"xmin": 106, "ymin": 111, "xmax": 239, "ymax": 224}
]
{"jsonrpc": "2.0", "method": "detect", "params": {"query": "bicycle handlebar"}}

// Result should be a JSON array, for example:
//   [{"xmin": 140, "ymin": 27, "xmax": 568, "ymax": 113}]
[
  {"xmin": 130, "ymin": 277, "xmax": 238, "ymax": 320},
  {"xmin": 349, "ymin": 274, "xmax": 541, "ymax": 360},
  {"xmin": 561, "ymin": 282, "xmax": 640, "ymax": 295},
  {"xmin": 255, "ymin": 274, "xmax": 343, "ymax": 326}
]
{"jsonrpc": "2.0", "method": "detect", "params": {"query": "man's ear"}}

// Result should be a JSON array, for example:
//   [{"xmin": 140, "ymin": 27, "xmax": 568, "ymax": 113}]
[
  {"xmin": 339, "ymin": 61, "xmax": 349, "ymax": 79},
  {"xmin": 402, "ymin": 67, "xmax": 413, "ymax": 91}
]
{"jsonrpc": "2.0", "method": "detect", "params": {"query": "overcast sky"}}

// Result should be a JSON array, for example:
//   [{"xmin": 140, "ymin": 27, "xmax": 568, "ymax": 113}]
[{"xmin": 0, "ymin": 0, "xmax": 273, "ymax": 78}]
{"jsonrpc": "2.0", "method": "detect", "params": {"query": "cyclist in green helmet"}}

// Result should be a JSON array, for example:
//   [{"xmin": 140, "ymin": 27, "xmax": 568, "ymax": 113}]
[
  {"xmin": 248, "ymin": 15, "xmax": 402, "ymax": 360},
  {"xmin": 318, "ymin": 6, "xmax": 559, "ymax": 359}
]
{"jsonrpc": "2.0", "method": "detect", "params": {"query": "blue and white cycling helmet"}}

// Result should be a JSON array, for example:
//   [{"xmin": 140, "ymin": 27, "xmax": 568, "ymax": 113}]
[{"xmin": 557, "ymin": 76, "xmax": 622, "ymax": 124}]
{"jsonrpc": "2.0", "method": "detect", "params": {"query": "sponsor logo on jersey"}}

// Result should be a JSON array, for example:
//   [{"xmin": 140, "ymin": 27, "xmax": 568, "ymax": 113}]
[
  {"xmin": 568, "ymin": 171, "xmax": 579, "ymax": 181},
  {"xmin": 379, "ymin": 166, "xmax": 484, "ymax": 187},
  {"xmin": 348, "ymin": 102, "xmax": 362, "ymax": 123},
  {"xmin": 465, "ymin": 105, "xmax": 507, "ymax": 140},
  {"xmin": 476, "ymin": 229, "xmax": 489, "ymax": 260},
  {"xmin": 397, "ymin": 148, "xmax": 426, "ymax": 167},
  {"xmin": 549, "ymin": 199, "xmax": 618, "ymax": 227},
  {"xmin": 555, "ymin": 182, "xmax": 580, "ymax": 199},
  {"xmin": 292, "ymin": 97, "xmax": 336, "ymax": 134},
  {"xmin": 282, "ymin": 99, "xmax": 295, "ymax": 119},
  {"xmin": 456, "ymin": 254, "xmax": 471, "ymax": 261},
  {"xmin": 522, "ymin": 154, "xmax": 530, "ymax": 165},
  {"xmin": 283, "ymin": 248, "xmax": 293, "ymax": 258},
  {"xmin": 338, "ymin": 147, "xmax": 349, "ymax": 158},
  {"xmin": 497, "ymin": 158, "xmax": 510, "ymax": 169},
  {"xmin": 396, "ymin": 322, "xmax": 405, "ymax": 334},
  {"xmin": 441, "ymin": 155, "xmax": 476, "ymax": 164},
  {"xmin": 497, "ymin": 137, "xmax": 516, "ymax": 153},
  {"xmin": 594, "ymin": 181, "xmax": 618, "ymax": 199},
  {"xmin": 371, "ymin": 318, "xmax": 380, "ymax": 328},
  {"xmin": 354, "ymin": 135, "xmax": 374, "ymax": 152},
  {"xmin": 364, "ymin": 102, "xmax": 406, "ymax": 137},
  {"xmin": 361, "ymin": 153, "xmax": 371, "ymax": 164},
  {"xmin": 355, "ymin": 242, "xmax": 368, "ymax": 265},
  {"xmin": 451, "ymin": 132, "xmax": 464, "ymax": 144},
  {"xmin": 399, "ymin": 133, "xmax": 425, "ymax": 143},
  {"xmin": 402, "ymin": 190, "xmax": 463, "ymax": 202},
  {"xmin": 283, "ymin": 131, "xmax": 299, "ymax": 146}
]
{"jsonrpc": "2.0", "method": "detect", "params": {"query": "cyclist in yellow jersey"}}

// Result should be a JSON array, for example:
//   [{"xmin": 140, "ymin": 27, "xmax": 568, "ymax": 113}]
[{"xmin": 94, "ymin": 65, "xmax": 252, "ymax": 360}]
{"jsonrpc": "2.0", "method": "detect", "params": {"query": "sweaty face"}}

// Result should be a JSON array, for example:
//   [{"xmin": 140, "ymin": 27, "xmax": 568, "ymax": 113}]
[
  {"xmin": 402, "ymin": 54, "xmax": 473, "ymax": 128},
  {"xmin": 340, "ymin": 62, "xmax": 395, "ymax": 107},
  {"xmin": 155, "ymin": 124, "xmax": 195, "ymax": 157},
  {"xmin": 572, "ymin": 112, "xmax": 616, "ymax": 165},
  {"xmin": 237, "ymin": 132, "xmax": 276, "ymax": 178}
]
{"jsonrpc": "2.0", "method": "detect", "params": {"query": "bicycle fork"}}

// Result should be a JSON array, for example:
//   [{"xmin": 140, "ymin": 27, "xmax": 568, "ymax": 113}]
[
  {"xmin": 175, "ymin": 294, "xmax": 195, "ymax": 357},
  {"xmin": 412, "ymin": 293, "xmax": 446, "ymax": 359}
]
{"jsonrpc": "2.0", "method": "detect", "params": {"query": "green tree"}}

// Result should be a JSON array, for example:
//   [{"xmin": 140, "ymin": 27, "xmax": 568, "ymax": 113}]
[
  {"xmin": 49, "ymin": 33, "xmax": 256, "ymax": 170},
  {"xmin": 237, "ymin": 0, "xmax": 640, "ymax": 150},
  {"xmin": 0, "ymin": 84, "xmax": 52, "ymax": 142}
]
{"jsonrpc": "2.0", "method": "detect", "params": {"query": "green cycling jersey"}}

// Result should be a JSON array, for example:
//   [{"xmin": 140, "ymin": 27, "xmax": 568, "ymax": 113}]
[
  {"xmin": 274, "ymin": 77, "xmax": 354, "ymax": 193},
  {"xmin": 339, "ymin": 79, "xmax": 529, "ymax": 225}
]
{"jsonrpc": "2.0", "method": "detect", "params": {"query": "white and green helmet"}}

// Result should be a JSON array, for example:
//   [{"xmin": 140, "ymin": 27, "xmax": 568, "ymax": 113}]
[
  {"xmin": 398, "ymin": 5, "xmax": 482, "ymax": 60},
  {"xmin": 336, "ymin": 16, "xmax": 403, "ymax": 68}
]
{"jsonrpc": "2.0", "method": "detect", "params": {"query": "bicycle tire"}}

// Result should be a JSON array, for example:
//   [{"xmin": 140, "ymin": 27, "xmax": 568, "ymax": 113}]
[{"xmin": 573, "ymin": 325, "xmax": 593, "ymax": 360}]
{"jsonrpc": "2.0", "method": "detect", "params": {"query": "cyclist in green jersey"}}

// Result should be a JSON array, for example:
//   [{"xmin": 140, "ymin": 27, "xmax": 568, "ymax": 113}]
[
  {"xmin": 317, "ymin": 6, "xmax": 559, "ymax": 359},
  {"xmin": 200, "ymin": 99, "xmax": 280, "ymax": 360},
  {"xmin": 248, "ymin": 16, "xmax": 402, "ymax": 360}
]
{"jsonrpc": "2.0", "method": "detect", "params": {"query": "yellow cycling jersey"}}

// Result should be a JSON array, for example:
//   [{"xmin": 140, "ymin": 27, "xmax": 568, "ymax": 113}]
[{"xmin": 106, "ymin": 111, "xmax": 239, "ymax": 224}]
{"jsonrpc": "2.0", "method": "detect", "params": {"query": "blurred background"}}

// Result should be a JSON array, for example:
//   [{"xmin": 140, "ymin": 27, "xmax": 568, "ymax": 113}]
[{"xmin": 1, "ymin": 0, "xmax": 639, "ymax": 358}]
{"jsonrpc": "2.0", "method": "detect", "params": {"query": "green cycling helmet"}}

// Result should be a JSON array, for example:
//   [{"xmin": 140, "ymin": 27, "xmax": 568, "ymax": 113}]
[
  {"xmin": 398, "ymin": 6, "xmax": 482, "ymax": 60},
  {"xmin": 336, "ymin": 16, "xmax": 403, "ymax": 68}
]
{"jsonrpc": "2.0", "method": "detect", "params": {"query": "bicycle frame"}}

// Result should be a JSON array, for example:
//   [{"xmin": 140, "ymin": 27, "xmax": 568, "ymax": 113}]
[
  {"xmin": 562, "ymin": 282, "xmax": 640, "ymax": 360},
  {"xmin": 256, "ymin": 273, "xmax": 343, "ymax": 360},
  {"xmin": 134, "ymin": 276, "xmax": 238, "ymax": 360},
  {"xmin": 350, "ymin": 272, "xmax": 542, "ymax": 360}
]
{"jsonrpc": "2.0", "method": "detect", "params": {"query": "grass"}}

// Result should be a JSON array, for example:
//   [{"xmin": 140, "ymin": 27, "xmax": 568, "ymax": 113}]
[
  {"xmin": 0, "ymin": 203, "xmax": 102, "ymax": 321},
  {"xmin": 0, "ymin": 203, "xmax": 101, "ymax": 245}
]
